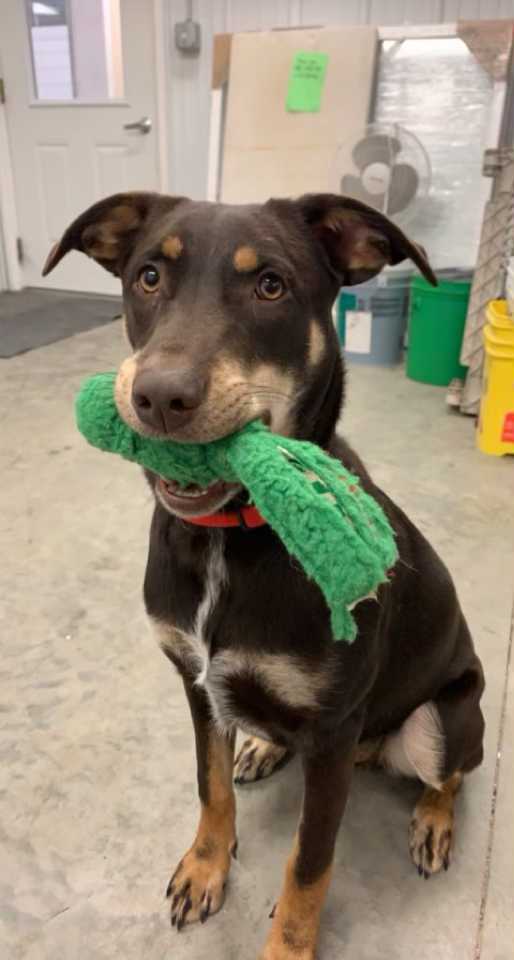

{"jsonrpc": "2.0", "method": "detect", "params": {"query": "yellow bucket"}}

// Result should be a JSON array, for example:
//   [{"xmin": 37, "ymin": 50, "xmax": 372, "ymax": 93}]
[
  {"xmin": 486, "ymin": 299, "xmax": 514, "ymax": 339},
  {"xmin": 477, "ymin": 322, "xmax": 514, "ymax": 456}
]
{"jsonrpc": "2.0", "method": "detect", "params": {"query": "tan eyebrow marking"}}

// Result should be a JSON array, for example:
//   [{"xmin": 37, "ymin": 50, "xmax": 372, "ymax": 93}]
[
  {"xmin": 233, "ymin": 245, "xmax": 259, "ymax": 272},
  {"xmin": 161, "ymin": 235, "xmax": 183, "ymax": 259}
]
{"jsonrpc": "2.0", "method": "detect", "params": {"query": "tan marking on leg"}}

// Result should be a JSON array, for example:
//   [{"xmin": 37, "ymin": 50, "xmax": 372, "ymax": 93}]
[
  {"xmin": 168, "ymin": 731, "xmax": 236, "ymax": 928},
  {"xmin": 308, "ymin": 320, "xmax": 325, "ymax": 366},
  {"xmin": 196, "ymin": 733, "xmax": 237, "ymax": 851},
  {"xmin": 409, "ymin": 772, "xmax": 463, "ymax": 877},
  {"xmin": 234, "ymin": 736, "xmax": 291, "ymax": 784},
  {"xmin": 260, "ymin": 835, "xmax": 331, "ymax": 960},
  {"xmin": 233, "ymin": 245, "xmax": 258, "ymax": 272},
  {"xmin": 161, "ymin": 234, "xmax": 183, "ymax": 259},
  {"xmin": 355, "ymin": 737, "xmax": 385, "ymax": 768}
]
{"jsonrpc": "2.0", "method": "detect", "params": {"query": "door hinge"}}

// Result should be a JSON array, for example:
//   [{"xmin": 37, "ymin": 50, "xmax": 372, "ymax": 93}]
[
  {"xmin": 16, "ymin": 237, "xmax": 24, "ymax": 263},
  {"xmin": 0, "ymin": 78, "xmax": 5, "ymax": 104},
  {"xmin": 482, "ymin": 147, "xmax": 514, "ymax": 177}
]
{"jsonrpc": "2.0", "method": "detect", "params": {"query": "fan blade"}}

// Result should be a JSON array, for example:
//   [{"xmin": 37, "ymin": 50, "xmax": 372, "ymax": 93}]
[
  {"xmin": 387, "ymin": 164, "xmax": 419, "ymax": 215},
  {"xmin": 352, "ymin": 133, "xmax": 401, "ymax": 171},
  {"xmin": 340, "ymin": 174, "xmax": 387, "ymax": 213}
]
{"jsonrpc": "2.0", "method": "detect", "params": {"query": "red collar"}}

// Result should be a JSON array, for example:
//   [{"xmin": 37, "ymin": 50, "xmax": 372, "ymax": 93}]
[{"xmin": 184, "ymin": 504, "xmax": 267, "ymax": 529}]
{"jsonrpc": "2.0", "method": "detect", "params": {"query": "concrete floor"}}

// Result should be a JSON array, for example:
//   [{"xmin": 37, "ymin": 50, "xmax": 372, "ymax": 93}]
[{"xmin": 1, "ymin": 320, "xmax": 513, "ymax": 960}]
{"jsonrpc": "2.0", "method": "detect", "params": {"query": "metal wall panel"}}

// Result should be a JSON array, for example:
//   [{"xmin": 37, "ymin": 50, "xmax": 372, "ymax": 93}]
[
  {"xmin": 166, "ymin": 0, "xmax": 512, "ymax": 197},
  {"xmin": 368, "ymin": 1, "xmax": 444, "ymax": 24},
  {"xmin": 444, "ymin": 0, "xmax": 514, "ymax": 17},
  {"xmin": 299, "ymin": 0, "xmax": 370, "ymax": 23},
  {"xmin": 225, "ymin": 0, "xmax": 293, "ymax": 30},
  {"xmin": 166, "ymin": 1, "xmax": 226, "ymax": 198}
]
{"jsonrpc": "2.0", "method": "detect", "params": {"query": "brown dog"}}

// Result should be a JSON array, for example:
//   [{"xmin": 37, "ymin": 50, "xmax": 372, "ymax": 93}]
[{"xmin": 45, "ymin": 192, "xmax": 484, "ymax": 960}]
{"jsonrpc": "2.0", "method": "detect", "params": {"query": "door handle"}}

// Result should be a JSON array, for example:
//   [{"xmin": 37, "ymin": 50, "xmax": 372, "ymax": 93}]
[{"xmin": 123, "ymin": 116, "xmax": 152, "ymax": 134}]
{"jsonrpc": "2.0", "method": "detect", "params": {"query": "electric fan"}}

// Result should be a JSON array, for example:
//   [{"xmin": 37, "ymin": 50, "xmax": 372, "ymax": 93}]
[{"xmin": 339, "ymin": 122, "xmax": 431, "ymax": 225}]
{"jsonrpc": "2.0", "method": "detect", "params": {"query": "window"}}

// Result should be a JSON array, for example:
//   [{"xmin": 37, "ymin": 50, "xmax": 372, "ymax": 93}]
[
  {"xmin": 374, "ymin": 37, "xmax": 493, "ymax": 269},
  {"xmin": 26, "ymin": 0, "xmax": 124, "ymax": 102}
]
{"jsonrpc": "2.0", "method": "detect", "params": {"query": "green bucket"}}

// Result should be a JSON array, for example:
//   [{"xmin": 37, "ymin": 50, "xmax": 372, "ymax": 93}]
[
  {"xmin": 406, "ymin": 276, "xmax": 471, "ymax": 386},
  {"xmin": 336, "ymin": 292, "xmax": 355, "ymax": 342}
]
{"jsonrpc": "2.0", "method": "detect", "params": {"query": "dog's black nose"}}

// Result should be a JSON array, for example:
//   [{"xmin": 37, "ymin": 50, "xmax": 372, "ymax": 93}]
[{"xmin": 132, "ymin": 369, "xmax": 206, "ymax": 432}]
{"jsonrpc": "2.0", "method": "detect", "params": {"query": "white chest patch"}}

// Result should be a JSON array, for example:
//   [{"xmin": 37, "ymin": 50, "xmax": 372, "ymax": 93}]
[
  {"xmin": 151, "ymin": 531, "xmax": 331, "ymax": 736},
  {"xmin": 151, "ymin": 531, "xmax": 227, "ymax": 683},
  {"xmin": 191, "ymin": 532, "xmax": 228, "ymax": 684}
]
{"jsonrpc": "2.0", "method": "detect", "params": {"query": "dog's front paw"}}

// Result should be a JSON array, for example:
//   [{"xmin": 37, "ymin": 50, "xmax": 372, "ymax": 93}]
[{"xmin": 166, "ymin": 839, "xmax": 235, "ymax": 929}]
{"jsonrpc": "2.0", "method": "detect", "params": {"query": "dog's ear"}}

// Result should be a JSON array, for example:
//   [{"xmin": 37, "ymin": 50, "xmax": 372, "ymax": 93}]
[
  {"xmin": 42, "ymin": 192, "xmax": 186, "ymax": 277},
  {"xmin": 297, "ymin": 193, "xmax": 437, "ymax": 287}
]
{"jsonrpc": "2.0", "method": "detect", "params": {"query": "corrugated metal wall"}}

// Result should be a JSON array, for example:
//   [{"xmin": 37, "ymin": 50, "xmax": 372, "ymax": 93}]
[{"xmin": 166, "ymin": 0, "xmax": 514, "ymax": 197}]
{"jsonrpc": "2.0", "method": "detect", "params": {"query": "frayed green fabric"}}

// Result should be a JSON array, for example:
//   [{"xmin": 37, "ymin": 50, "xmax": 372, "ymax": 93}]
[{"xmin": 75, "ymin": 372, "xmax": 398, "ymax": 642}]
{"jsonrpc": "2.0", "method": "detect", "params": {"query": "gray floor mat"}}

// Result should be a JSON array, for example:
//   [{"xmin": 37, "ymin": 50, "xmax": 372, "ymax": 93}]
[{"xmin": 0, "ymin": 289, "xmax": 122, "ymax": 357}]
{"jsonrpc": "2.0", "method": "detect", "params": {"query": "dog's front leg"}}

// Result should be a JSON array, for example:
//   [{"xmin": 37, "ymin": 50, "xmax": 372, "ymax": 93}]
[
  {"xmin": 166, "ymin": 675, "xmax": 236, "ymax": 929},
  {"xmin": 260, "ymin": 723, "xmax": 361, "ymax": 960}
]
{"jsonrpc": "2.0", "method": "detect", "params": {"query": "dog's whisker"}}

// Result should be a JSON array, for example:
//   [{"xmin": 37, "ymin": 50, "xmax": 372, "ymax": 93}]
[
  {"xmin": 222, "ymin": 390, "xmax": 292, "ymax": 408},
  {"xmin": 226, "ymin": 380, "xmax": 297, "ymax": 402},
  {"xmin": 249, "ymin": 392, "xmax": 292, "ymax": 404},
  {"xmin": 240, "ymin": 387, "xmax": 298, "ymax": 404}
]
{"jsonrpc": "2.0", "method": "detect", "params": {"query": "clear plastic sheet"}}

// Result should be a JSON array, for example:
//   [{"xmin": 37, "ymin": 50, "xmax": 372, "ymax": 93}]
[{"xmin": 374, "ymin": 38, "xmax": 494, "ymax": 270}]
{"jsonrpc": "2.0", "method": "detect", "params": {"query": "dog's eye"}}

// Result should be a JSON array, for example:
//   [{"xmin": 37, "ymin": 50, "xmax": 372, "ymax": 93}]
[
  {"xmin": 255, "ymin": 272, "xmax": 285, "ymax": 301},
  {"xmin": 138, "ymin": 265, "xmax": 160, "ymax": 293}
]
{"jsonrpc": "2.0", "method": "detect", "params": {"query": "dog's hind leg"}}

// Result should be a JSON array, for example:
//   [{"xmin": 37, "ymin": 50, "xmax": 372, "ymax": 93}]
[
  {"xmin": 382, "ymin": 657, "xmax": 485, "ymax": 878},
  {"xmin": 408, "ymin": 771, "xmax": 462, "ymax": 877},
  {"xmin": 234, "ymin": 735, "xmax": 293, "ymax": 784}
]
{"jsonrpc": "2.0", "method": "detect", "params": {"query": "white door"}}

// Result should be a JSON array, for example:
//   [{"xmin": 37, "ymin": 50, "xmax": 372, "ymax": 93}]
[{"xmin": 0, "ymin": 0, "xmax": 162, "ymax": 294}]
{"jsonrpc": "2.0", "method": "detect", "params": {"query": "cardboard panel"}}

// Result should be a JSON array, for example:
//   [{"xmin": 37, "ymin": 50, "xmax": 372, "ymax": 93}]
[
  {"xmin": 212, "ymin": 33, "xmax": 232, "ymax": 89},
  {"xmin": 458, "ymin": 18, "xmax": 514, "ymax": 80},
  {"xmin": 221, "ymin": 26, "xmax": 378, "ymax": 203}
]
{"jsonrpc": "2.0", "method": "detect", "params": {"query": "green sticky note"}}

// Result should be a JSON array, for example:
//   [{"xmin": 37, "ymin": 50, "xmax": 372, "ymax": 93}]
[{"xmin": 286, "ymin": 51, "xmax": 329, "ymax": 113}]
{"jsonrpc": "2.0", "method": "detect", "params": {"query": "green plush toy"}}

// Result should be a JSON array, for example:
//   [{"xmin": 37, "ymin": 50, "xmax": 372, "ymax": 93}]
[{"xmin": 75, "ymin": 372, "xmax": 398, "ymax": 642}]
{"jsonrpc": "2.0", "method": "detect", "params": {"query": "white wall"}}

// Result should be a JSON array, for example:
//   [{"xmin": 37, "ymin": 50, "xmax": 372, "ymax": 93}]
[
  {"xmin": 165, "ymin": 0, "xmax": 514, "ymax": 199},
  {"xmin": 0, "ymin": 205, "xmax": 7, "ymax": 290},
  {"xmin": 102, "ymin": 0, "xmax": 124, "ymax": 98},
  {"xmin": 0, "ymin": 45, "xmax": 21, "ymax": 291}
]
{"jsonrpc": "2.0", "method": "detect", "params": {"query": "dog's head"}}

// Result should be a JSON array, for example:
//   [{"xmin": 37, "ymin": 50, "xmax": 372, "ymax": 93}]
[{"xmin": 45, "ymin": 191, "xmax": 435, "ymax": 516}]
